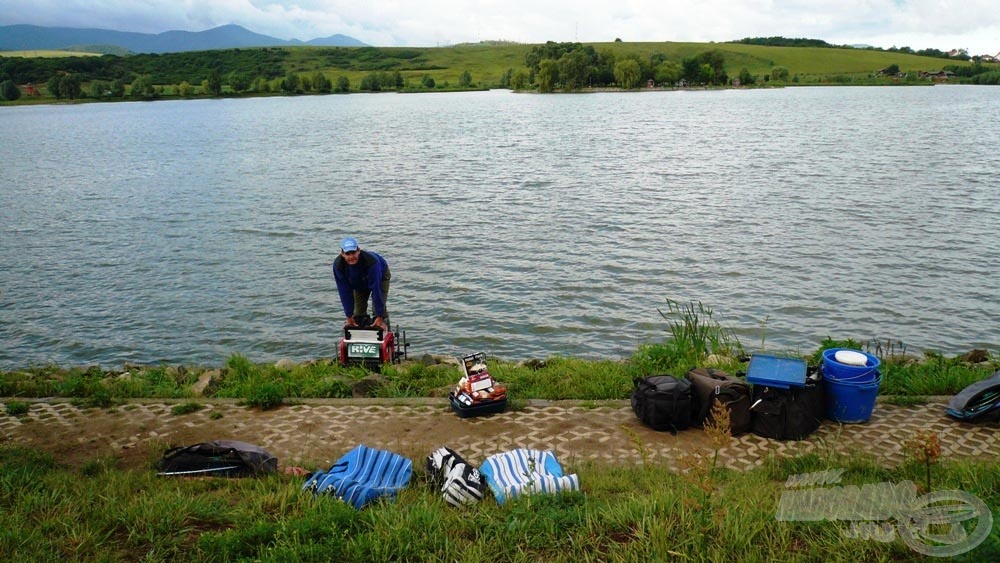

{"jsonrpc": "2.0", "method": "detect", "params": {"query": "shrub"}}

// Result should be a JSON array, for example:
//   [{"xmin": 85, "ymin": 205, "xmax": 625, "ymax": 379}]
[
  {"xmin": 0, "ymin": 79, "xmax": 22, "ymax": 101},
  {"xmin": 171, "ymin": 402, "xmax": 205, "ymax": 415},
  {"xmin": 244, "ymin": 382, "xmax": 284, "ymax": 410},
  {"xmin": 5, "ymin": 401, "xmax": 30, "ymax": 417}
]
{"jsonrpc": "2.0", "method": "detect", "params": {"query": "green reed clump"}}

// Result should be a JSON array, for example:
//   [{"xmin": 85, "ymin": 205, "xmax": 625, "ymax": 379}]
[{"xmin": 631, "ymin": 299, "xmax": 745, "ymax": 374}]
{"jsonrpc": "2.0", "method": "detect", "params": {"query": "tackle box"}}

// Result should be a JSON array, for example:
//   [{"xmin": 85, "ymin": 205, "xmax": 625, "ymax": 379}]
[{"xmin": 746, "ymin": 354, "xmax": 808, "ymax": 389}]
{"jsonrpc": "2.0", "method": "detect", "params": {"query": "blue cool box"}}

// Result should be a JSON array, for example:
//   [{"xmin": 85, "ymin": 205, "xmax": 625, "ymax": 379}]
[{"xmin": 746, "ymin": 354, "xmax": 808, "ymax": 388}]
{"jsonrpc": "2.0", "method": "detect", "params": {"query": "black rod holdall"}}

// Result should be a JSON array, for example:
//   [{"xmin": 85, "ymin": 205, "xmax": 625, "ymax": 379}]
[{"xmin": 631, "ymin": 374, "xmax": 693, "ymax": 434}]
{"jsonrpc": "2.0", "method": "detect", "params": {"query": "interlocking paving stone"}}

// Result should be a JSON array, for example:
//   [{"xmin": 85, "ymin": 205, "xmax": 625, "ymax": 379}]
[{"xmin": 1, "ymin": 399, "xmax": 996, "ymax": 471}]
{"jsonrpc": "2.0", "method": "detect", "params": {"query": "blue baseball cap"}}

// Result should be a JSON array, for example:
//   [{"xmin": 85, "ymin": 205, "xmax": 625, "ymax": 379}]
[{"xmin": 341, "ymin": 237, "xmax": 359, "ymax": 252}]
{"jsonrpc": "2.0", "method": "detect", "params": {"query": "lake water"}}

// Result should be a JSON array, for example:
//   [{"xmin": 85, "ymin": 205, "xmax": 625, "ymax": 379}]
[{"xmin": 2, "ymin": 86, "xmax": 998, "ymax": 369}]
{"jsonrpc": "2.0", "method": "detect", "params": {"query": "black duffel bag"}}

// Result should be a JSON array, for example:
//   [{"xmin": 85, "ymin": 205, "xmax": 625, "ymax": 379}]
[
  {"xmin": 631, "ymin": 375, "xmax": 693, "ymax": 434},
  {"xmin": 750, "ymin": 380, "xmax": 825, "ymax": 440}
]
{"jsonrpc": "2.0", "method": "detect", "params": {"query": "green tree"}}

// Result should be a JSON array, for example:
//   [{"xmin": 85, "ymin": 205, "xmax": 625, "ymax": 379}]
[
  {"xmin": 614, "ymin": 59, "xmax": 642, "ymax": 89},
  {"xmin": 536, "ymin": 59, "xmax": 559, "ymax": 92},
  {"xmin": 178, "ymin": 81, "xmax": 195, "ymax": 97},
  {"xmin": 594, "ymin": 50, "xmax": 617, "ymax": 85},
  {"xmin": 228, "ymin": 71, "xmax": 252, "ymax": 93},
  {"xmin": 206, "ymin": 68, "xmax": 223, "ymax": 96},
  {"xmin": 559, "ymin": 51, "xmax": 591, "ymax": 89},
  {"xmin": 280, "ymin": 72, "xmax": 300, "ymax": 93},
  {"xmin": 738, "ymin": 67, "xmax": 756, "ymax": 86},
  {"xmin": 421, "ymin": 74, "xmax": 435, "ymax": 89},
  {"xmin": 510, "ymin": 68, "xmax": 530, "ymax": 90},
  {"xmin": 654, "ymin": 61, "xmax": 682, "ymax": 86},
  {"xmin": 110, "ymin": 78, "xmax": 126, "ymax": 99},
  {"xmin": 335, "ymin": 75, "xmax": 350, "ymax": 93},
  {"xmin": 87, "ymin": 80, "xmax": 108, "ymax": 99},
  {"xmin": 0, "ymin": 79, "xmax": 20, "ymax": 101},
  {"xmin": 299, "ymin": 74, "xmax": 312, "ymax": 92},
  {"xmin": 313, "ymin": 72, "xmax": 332, "ymax": 93},
  {"xmin": 459, "ymin": 70, "xmax": 472, "ymax": 87},
  {"xmin": 770, "ymin": 66, "xmax": 790, "ymax": 82},
  {"xmin": 681, "ymin": 57, "xmax": 701, "ymax": 83},
  {"xmin": 699, "ymin": 50, "xmax": 727, "ymax": 82},
  {"xmin": 60, "ymin": 74, "xmax": 82, "ymax": 99},
  {"xmin": 130, "ymin": 75, "xmax": 156, "ymax": 98},
  {"xmin": 699, "ymin": 63, "xmax": 715, "ymax": 85},
  {"xmin": 359, "ymin": 72, "xmax": 381, "ymax": 91}
]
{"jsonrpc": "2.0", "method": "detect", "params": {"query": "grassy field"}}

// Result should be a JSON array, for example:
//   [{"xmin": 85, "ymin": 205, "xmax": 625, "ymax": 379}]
[
  {"xmin": 1, "ymin": 436, "xmax": 996, "ymax": 560},
  {"xmin": 280, "ymin": 41, "xmax": 975, "ymax": 89},
  {"xmin": 0, "ymin": 49, "xmax": 101, "ymax": 58}
]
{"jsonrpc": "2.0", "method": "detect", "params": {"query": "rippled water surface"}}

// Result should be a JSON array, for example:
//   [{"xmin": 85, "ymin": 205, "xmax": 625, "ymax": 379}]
[{"xmin": 2, "ymin": 86, "xmax": 998, "ymax": 368}]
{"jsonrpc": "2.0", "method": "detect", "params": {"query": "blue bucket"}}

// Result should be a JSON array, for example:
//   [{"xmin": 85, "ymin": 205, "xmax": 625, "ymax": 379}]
[
  {"xmin": 822, "ymin": 348, "xmax": 881, "ymax": 383},
  {"xmin": 824, "ymin": 375, "xmax": 881, "ymax": 423}
]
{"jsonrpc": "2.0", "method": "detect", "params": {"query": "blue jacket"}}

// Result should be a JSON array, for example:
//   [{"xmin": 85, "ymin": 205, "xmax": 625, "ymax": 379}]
[{"xmin": 332, "ymin": 250, "xmax": 390, "ymax": 318}]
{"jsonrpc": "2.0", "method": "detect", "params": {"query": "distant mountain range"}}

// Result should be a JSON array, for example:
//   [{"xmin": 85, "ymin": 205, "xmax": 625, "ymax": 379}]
[{"xmin": 0, "ymin": 24, "xmax": 367, "ymax": 54}]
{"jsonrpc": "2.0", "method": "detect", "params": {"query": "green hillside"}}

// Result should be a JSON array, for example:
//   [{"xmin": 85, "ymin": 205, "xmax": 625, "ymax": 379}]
[{"xmin": 2, "ymin": 39, "xmax": 997, "ymax": 103}]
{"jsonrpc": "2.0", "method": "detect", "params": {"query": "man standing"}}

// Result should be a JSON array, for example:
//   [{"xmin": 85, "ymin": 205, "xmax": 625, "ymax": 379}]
[{"xmin": 332, "ymin": 236, "xmax": 391, "ymax": 330}]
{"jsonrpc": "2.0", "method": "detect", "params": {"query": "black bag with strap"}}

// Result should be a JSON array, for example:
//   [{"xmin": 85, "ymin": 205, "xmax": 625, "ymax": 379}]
[
  {"xmin": 946, "ymin": 371, "xmax": 1000, "ymax": 422},
  {"xmin": 749, "ymin": 378, "xmax": 825, "ymax": 440},
  {"xmin": 631, "ymin": 375, "xmax": 693, "ymax": 434},
  {"xmin": 156, "ymin": 440, "xmax": 277, "ymax": 477},
  {"xmin": 686, "ymin": 367, "xmax": 752, "ymax": 435}
]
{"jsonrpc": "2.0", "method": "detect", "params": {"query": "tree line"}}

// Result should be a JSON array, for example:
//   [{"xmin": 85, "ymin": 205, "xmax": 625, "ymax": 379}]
[
  {"xmin": 520, "ymin": 41, "xmax": 731, "ymax": 91},
  {"xmin": 733, "ymin": 36, "xmax": 980, "ymax": 62}
]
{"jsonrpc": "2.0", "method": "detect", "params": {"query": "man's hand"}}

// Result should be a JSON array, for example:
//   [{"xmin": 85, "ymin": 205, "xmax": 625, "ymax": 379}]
[{"xmin": 345, "ymin": 316, "xmax": 358, "ymax": 327}]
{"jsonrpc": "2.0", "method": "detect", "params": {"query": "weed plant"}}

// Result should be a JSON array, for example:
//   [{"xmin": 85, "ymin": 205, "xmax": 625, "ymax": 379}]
[{"xmin": 4, "ymin": 400, "xmax": 30, "ymax": 417}]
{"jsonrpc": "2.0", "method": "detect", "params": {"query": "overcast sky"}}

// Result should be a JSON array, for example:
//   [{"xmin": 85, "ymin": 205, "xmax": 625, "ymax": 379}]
[{"xmin": 2, "ymin": 1, "xmax": 997, "ymax": 55}]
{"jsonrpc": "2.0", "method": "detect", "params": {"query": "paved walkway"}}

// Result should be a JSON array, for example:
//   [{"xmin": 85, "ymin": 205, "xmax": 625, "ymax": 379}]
[{"xmin": 1, "ymin": 398, "xmax": 996, "ymax": 471}]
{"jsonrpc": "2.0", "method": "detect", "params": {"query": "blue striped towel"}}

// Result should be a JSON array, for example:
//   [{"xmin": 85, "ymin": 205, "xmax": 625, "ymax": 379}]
[
  {"xmin": 479, "ymin": 448, "xmax": 580, "ymax": 505},
  {"xmin": 302, "ymin": 444, "xmax": 412, "ymax": 509}
]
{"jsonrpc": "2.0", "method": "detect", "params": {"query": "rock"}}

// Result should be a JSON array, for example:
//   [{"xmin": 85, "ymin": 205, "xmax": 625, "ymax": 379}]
[
  {"xmin": 191, "ymin": 369, "xmax": 220, "ymax": 396},
  {"xmin": 419, "ymin": 354, "xmax": 460, "ymax": 367},
  {"xmin": 275, "ymin": 358, "xmax": 296, "ymax": 370},
  {"xmin": 518, "ymin": 359, "xmax": 547, "ymax": 370},
  {"xmin": 351, "ymin": 375, "xmax": 386, "ymax": 398},
  {"xmin": 959, "ymin": 349, "xmax": 990, "ymax": 364}
]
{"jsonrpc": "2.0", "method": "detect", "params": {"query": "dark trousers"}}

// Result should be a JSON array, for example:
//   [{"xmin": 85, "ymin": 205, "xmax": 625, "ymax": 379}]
[{"xmin": 352, "ymin": 267, "xmax": 391, "ymax": 326}]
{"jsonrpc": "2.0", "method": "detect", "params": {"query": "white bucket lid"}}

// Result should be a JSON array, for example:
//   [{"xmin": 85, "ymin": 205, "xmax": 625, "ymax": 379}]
[{"xmin": 834, "ymin": 350, "xmax": 868, "ymax": 366}]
